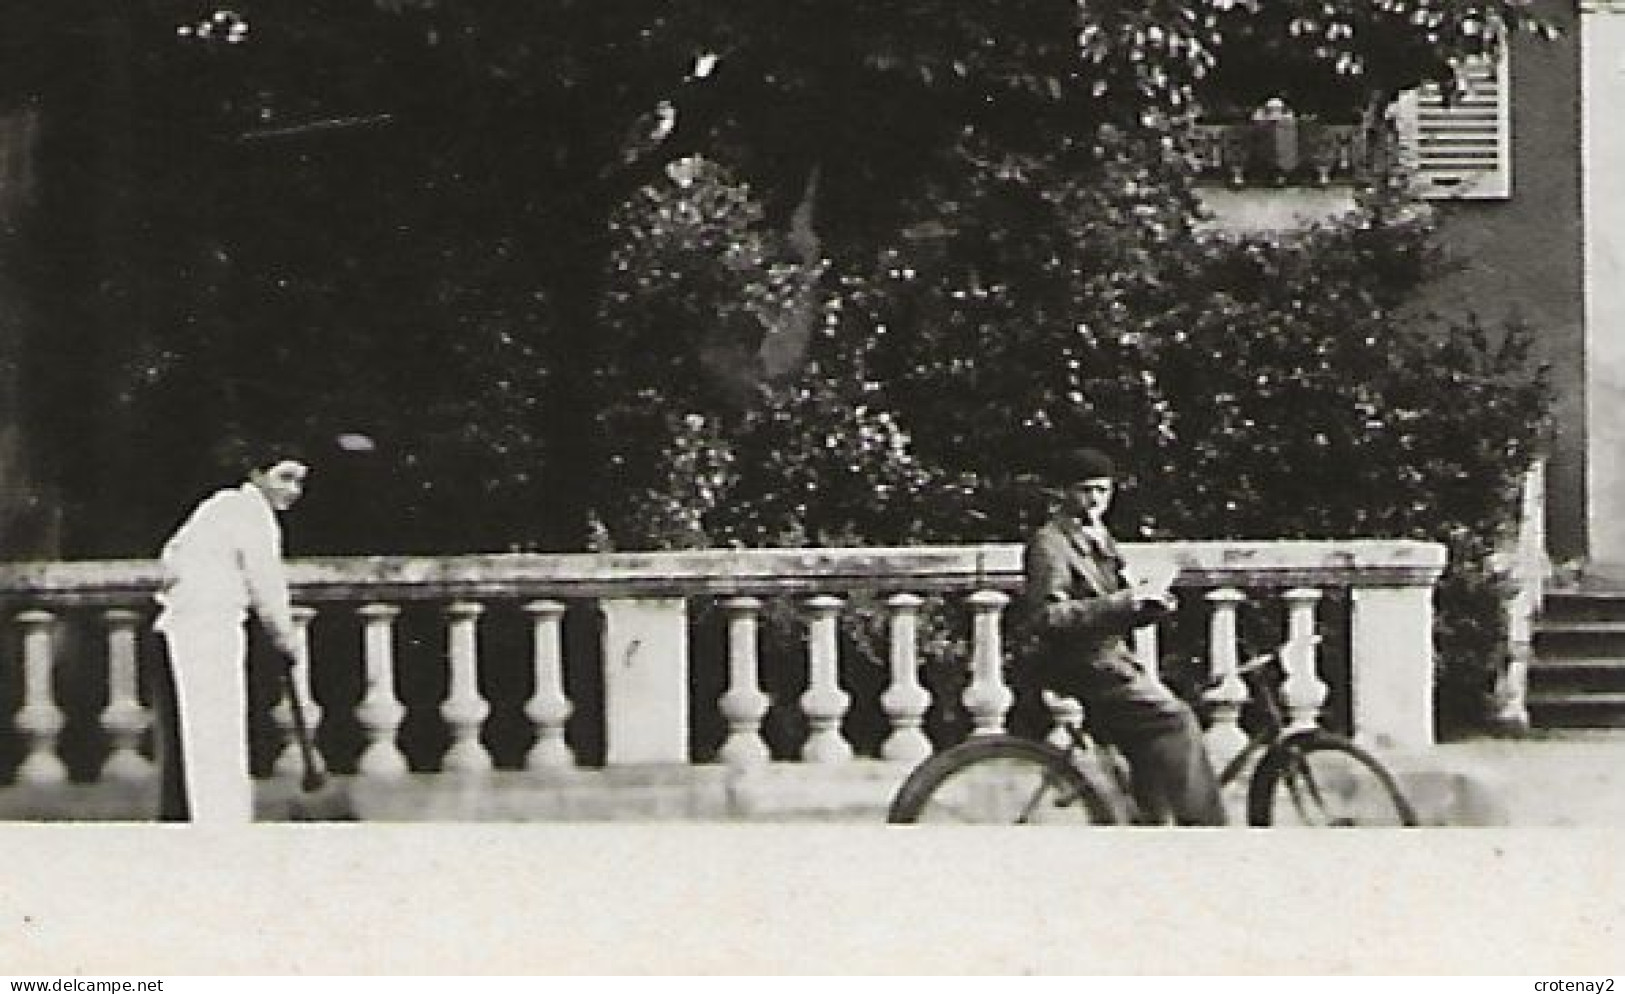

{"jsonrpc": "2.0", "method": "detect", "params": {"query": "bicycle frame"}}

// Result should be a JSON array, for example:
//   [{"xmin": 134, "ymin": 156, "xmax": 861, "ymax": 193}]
[
  {"xmin": 1047, "ymin": 640, "xmax": 1309, "ymax": 823},
  {"xmin": 1214, "ymin": 648, "xmax": 1296, "ymax": 786},
  {"xmin": 887, "ymin": 635, "xmax": 1418, "ymax": 826}
]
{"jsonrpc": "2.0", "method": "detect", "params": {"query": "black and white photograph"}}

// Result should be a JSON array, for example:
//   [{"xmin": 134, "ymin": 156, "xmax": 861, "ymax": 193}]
[{"xmin": 0, "ymin": 0, "xmax": 1622, "ymax": 977}]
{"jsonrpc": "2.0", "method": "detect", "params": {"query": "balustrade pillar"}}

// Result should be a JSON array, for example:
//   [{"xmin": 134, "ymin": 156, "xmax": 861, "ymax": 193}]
[
  {"xmin": 717, "ymin": 596, "xmax": 770, "ymax": 767},
  {"xmin": 879, "ymin": 593, "xmax": 931, "ymax": 763},
  {"xmin": 600, "ymin": 597, "xmax": 690, "ymax": 765},
  {"xmin": 523, "ymin": 599, "xmax": 574, "ymax": 770},
  {"xmin": 1202, "ymin": 588, "xmax": 1249, "ymax": 765},
  {"xmin": 272, "ymin": 606, "xmax": 319, "ymax": 778},
  {"xmin": 1280, "ymin": 588, "xmax": 1326, "ymax": 730},
  {"xmin": 1350, "ymin": 582, "xmax": 1438, "ymax": 750},
  {"xmin": 14, "ymin": 610, "xmax": 66, "ymax": 784},
  {"xmin": 356, "ymin": 603, "xmax": 408, "ymax": 779},
  {"xmin": 441, "ymin": 601, "xmax": 492, "ymax": 774},
  {"xmin": 99, "ymin": 608, "xmax": 152, "ymax": 782},
  {"xmin": 800, "ymin": 595, "xmax": 852, "ymax": 763},
  {"xmin": 1492, "ymin": 578, "xmax": 1533, "ymax": 733},
  {"xmin": 963, "ymin": 590, "xmax": 1012, "ymax": 735}
]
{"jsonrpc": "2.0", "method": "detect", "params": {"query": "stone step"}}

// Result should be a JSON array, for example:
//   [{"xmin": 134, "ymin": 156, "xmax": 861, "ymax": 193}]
[
  {"xmin": 1534, "ymin": 585, "xmax": 1625, "ymax": 727},
  {"xmin": 1536, "ymin": 619, "xmax": 1625, "ymax": 636},
  {"xmin": 1528, "ymin": 691, "xmax": 1625, "ymax": 708},
  {"xmin": 1530, "ymin": 643, "xmax": 1625, "ymax": 670},
  {"xmin": 1528, "ymin": 655, "xmax": 1625, "ymax": 670},
  {"xmin": 1523, "ymin": 710, "xmax": 1625, "ymax": 731},
  {"xmin": 1540, "ymin": 589, "xmax": 1625, "ymax": 623},
  {"xmin": 1521, "ymin": 678, "xmax": 1625, "ymax": 701},
  {"xmin": 1526, "ymin": 691, "xmax": 1625, "ymax": 728},
  {"xmin": 1527, "ymin": 659, "xmax": 1625, "ymax": 698}
]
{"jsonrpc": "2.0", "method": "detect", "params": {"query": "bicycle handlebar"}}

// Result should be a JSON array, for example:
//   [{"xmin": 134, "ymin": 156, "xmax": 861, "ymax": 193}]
[{"xmin": 1209, "ymin": 635, "xmax": 1324, "ymax": 685}]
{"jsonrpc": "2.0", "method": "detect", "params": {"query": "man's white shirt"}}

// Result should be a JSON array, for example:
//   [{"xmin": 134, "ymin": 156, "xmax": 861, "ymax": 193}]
[{"xmin": 154, "ymin": 483, "xmax": 295, "ymax": 644}]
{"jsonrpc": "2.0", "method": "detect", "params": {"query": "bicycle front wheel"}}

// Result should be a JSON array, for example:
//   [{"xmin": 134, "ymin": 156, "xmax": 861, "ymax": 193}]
[
  {"xmin": 886, "ymin": 735, "xmax": 1124, "ymax": 825},
  {"xmin": 1246, "ymin": 730, "xmax": 1419, "ymax": 827}
]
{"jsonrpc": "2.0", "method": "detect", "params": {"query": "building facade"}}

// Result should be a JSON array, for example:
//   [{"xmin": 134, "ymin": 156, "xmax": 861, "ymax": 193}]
[
  {"xmin": 1580, "ymin": 2, "xmax": 1625, "ymax": 568},
  {"xmin": 1200, "ymin": 0, "xmax": 1614, "ymax": 574}
]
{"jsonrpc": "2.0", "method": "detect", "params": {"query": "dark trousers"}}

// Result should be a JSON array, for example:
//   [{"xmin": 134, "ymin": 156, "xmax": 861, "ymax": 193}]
[
  {"xmin": 1052, "ymin": 659, "xmax": 1228, "ymax": 826},
  {"xmin": 145, "ymin": 646, "xmax": 191, "ymax": 822}
]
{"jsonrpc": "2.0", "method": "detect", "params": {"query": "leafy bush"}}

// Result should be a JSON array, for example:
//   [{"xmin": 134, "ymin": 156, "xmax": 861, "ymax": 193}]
[{"xmin": 598, "ymin": 141, "xmax": 1551, "ymax": 736}]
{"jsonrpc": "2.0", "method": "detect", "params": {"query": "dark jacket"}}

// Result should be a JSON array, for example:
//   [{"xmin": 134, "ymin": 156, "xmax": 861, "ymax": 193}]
[{"xmin": 1020, "ymin": 517, "xmax": 1163, "ymax": 692}]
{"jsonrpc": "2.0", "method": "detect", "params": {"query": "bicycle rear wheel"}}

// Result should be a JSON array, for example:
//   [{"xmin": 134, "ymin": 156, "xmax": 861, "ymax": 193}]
[
  {"xmin": 1246, "ymin": 729, "xmax": 1419, "ymax": 827},
  {"xmin": 887, "ymin": 735, "xmax": 1124, "ymax": 825}
]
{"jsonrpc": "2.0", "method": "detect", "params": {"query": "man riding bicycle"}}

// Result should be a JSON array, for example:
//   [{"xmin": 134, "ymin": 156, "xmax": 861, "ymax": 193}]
[{"xmin": 1019, "ymin": 446, "xmax": 1228, "ymax": 826}]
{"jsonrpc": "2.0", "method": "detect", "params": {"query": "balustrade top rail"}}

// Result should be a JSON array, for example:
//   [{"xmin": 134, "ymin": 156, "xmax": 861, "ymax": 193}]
[{"xmin": 0, "ymin": 540, "xmax": 1446, "ymax": 607}]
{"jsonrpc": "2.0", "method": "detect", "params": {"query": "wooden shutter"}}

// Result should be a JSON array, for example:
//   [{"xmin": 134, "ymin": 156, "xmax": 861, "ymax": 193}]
[{"xmin": 1393, "ymin": 49, "xmax": 1512, "ymax": 200}]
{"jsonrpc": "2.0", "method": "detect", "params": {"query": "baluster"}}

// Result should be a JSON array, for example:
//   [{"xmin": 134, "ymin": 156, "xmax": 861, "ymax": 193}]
[
  {"xmin": 272, "ymin": 606, "xmax": 319, "ymax": 777},
  {"xmin": 99, "ymin": 608, "xmax": 152, "ymax": 782},
  {"xmin": 717, "ymin": 596, "xmax": 770, "ymax": 767},
  {"xmin": 1201, "ymin": 588, "xmax": 1249, "ymax": 765},
  {"xmin": 1334, "ymin": 130, "xmax": 1356, "ymax": 177},
  {"xmin": 1492, "ymin": 578, "xmax": 1532, "ymax": 733},
  {"xmin": 1281, "ymin": 587, "xmax": 1327, "ymax": 730},
  {"xmin": 523, "ymin": 599, "xmax": 574, "ymax": 770},
  {"xmin": 441, "ymin": 601, "xmax": 492, "ymax": 773},
  {"xmin": 1223, "ymin": 126, "xmax": 1249, "ymax": 186},
  {"xmin": 356, "ymin": 603, "xmax": 408, "ymax": 778},
  {"xmin": 1043, "ymin": 690, "xmax": 1085, "ymax": 750},
  {"xmin": 799, "ymin": 595, "xmax": 852, "ymax": 763},
  {"xmin": 15, "ymin": 610, "xmax": 66, "ymax": 785},
  {"xmin": 879, "ymin": 593, "xmax": 930, "ymax": 763},
  {"xmin": 963, "ymin": 590, "xmax": 1012, "ymax": 735}
]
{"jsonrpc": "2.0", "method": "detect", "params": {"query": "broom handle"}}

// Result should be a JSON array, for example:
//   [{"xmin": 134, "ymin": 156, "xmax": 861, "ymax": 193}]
[{"xmin": 281, "ymin": 663, "xmax": 328, "ymax": 792}]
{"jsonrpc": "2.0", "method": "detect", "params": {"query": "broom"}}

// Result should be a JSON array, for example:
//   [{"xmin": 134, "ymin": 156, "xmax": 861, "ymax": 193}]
[{"xmin": 280, "ymin": 664, "xmax": 359, "ymax": 821}]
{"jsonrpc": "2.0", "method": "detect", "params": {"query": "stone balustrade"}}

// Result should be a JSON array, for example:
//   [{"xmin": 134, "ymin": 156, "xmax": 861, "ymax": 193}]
[
  {"xmin": 1191, "ymin": 120, "xmax": 1370, "ymax": 188},
  {"xmin": 0, "ymin": 540, "xmax": 1446, "ymax": 806}
]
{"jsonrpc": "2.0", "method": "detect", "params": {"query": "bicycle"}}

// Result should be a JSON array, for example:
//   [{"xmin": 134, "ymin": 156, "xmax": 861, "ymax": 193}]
[{"xmin": 886, "ymin": 639, "xmax": 1419, "ymax": 826}]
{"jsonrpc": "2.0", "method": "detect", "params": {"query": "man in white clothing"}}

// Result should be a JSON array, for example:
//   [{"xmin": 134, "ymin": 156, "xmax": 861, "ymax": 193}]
[{"xmin": 152, "ymin": 446, "xmax": 309, "ymax": 823}]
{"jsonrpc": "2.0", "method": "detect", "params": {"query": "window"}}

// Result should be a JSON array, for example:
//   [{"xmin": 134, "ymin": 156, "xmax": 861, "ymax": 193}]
[
  {"xmin": 1391, "ymin": 48, "xmax": 1512, "ymax": 200},
  {"xmin": 1190, "ymin": 43, "xmax": 1512, "ymax": 199}
]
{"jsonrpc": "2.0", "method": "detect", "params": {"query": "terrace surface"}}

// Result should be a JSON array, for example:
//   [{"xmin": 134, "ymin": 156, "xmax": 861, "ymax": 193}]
[{"xmin": 5, "ymin": 728, "xmax": 1624, "ymax": 826}]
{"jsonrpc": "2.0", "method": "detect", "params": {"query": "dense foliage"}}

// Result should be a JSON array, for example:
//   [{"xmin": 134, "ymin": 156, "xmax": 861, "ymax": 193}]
[
  {"xmin": 0, "ymin": 0, "xmax": 1556, "ymax": 728},
  {"xmin": 589, "ymin": 150, "xmax": 1549, "ymax": 732}
]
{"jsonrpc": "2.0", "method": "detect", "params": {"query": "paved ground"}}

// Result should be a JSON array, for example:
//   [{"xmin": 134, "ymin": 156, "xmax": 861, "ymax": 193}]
[
  {"xmin": 1424, "ymin": 728, "xmax": 1625, "ymax": 826},
  {"xmin": 5, "ymin": 728, "xmax": 1625, "ymax": 825}
]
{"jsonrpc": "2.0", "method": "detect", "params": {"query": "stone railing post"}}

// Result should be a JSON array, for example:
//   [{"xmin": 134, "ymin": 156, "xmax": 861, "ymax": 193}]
[
  {"xmin": 1493, "ymin": 456, "xmax": 1546, "ymax": 732},
  {"xmin": 99, "ymin": 608, "xmax": 152, "ymax": 782},
  {"xmin": 600, "ymin": 596, "xmax": 690, "ymax": 765},
  {"xmin": 800, "ymin": 595, "xmax": 852, "ymax": 763},
  {"xmin": 1201, "ymin": 588, "xmax": 1249, "ymax": 766},
  {"xmin": 356, "ymin": 603, "xmax": 408, "ymax": 779},
  {"xmin": 15, "ymin": 610, "xmax": 66, "ymax": 785},
  {"xmin": 963, "ymin": 590, "xmax": 1012, "ymax": 735},
  {"xmin": 523, "ymin": 599, "xmax": 574, "ymax": 770},
  {"xmin": 1280, "ymin": 588, "xmax": 1327, "ymax": 730},
  {"xmin": 441, "ymin": 600, "xmax": 492, "ymax": 774},
  {"xmin": 1493, "ymin": 579, "xmax": 1534, "ymax": 733},
  {"xmin": 879, "ymin": 593, "xmax": 931, "ymax": 763},
  {"xmin": 1351, "ymin": 579, "xmax": 1440, "ymax": 751},
  {"xmin": 717, "ymin": 596, "xmax": 770, "ymax": 768}
]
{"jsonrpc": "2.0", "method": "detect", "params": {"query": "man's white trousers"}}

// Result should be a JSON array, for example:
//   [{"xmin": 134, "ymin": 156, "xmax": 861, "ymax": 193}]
[{"xmin": 160, "ymin": 621, "xmax": 252, "ymax": 824}]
